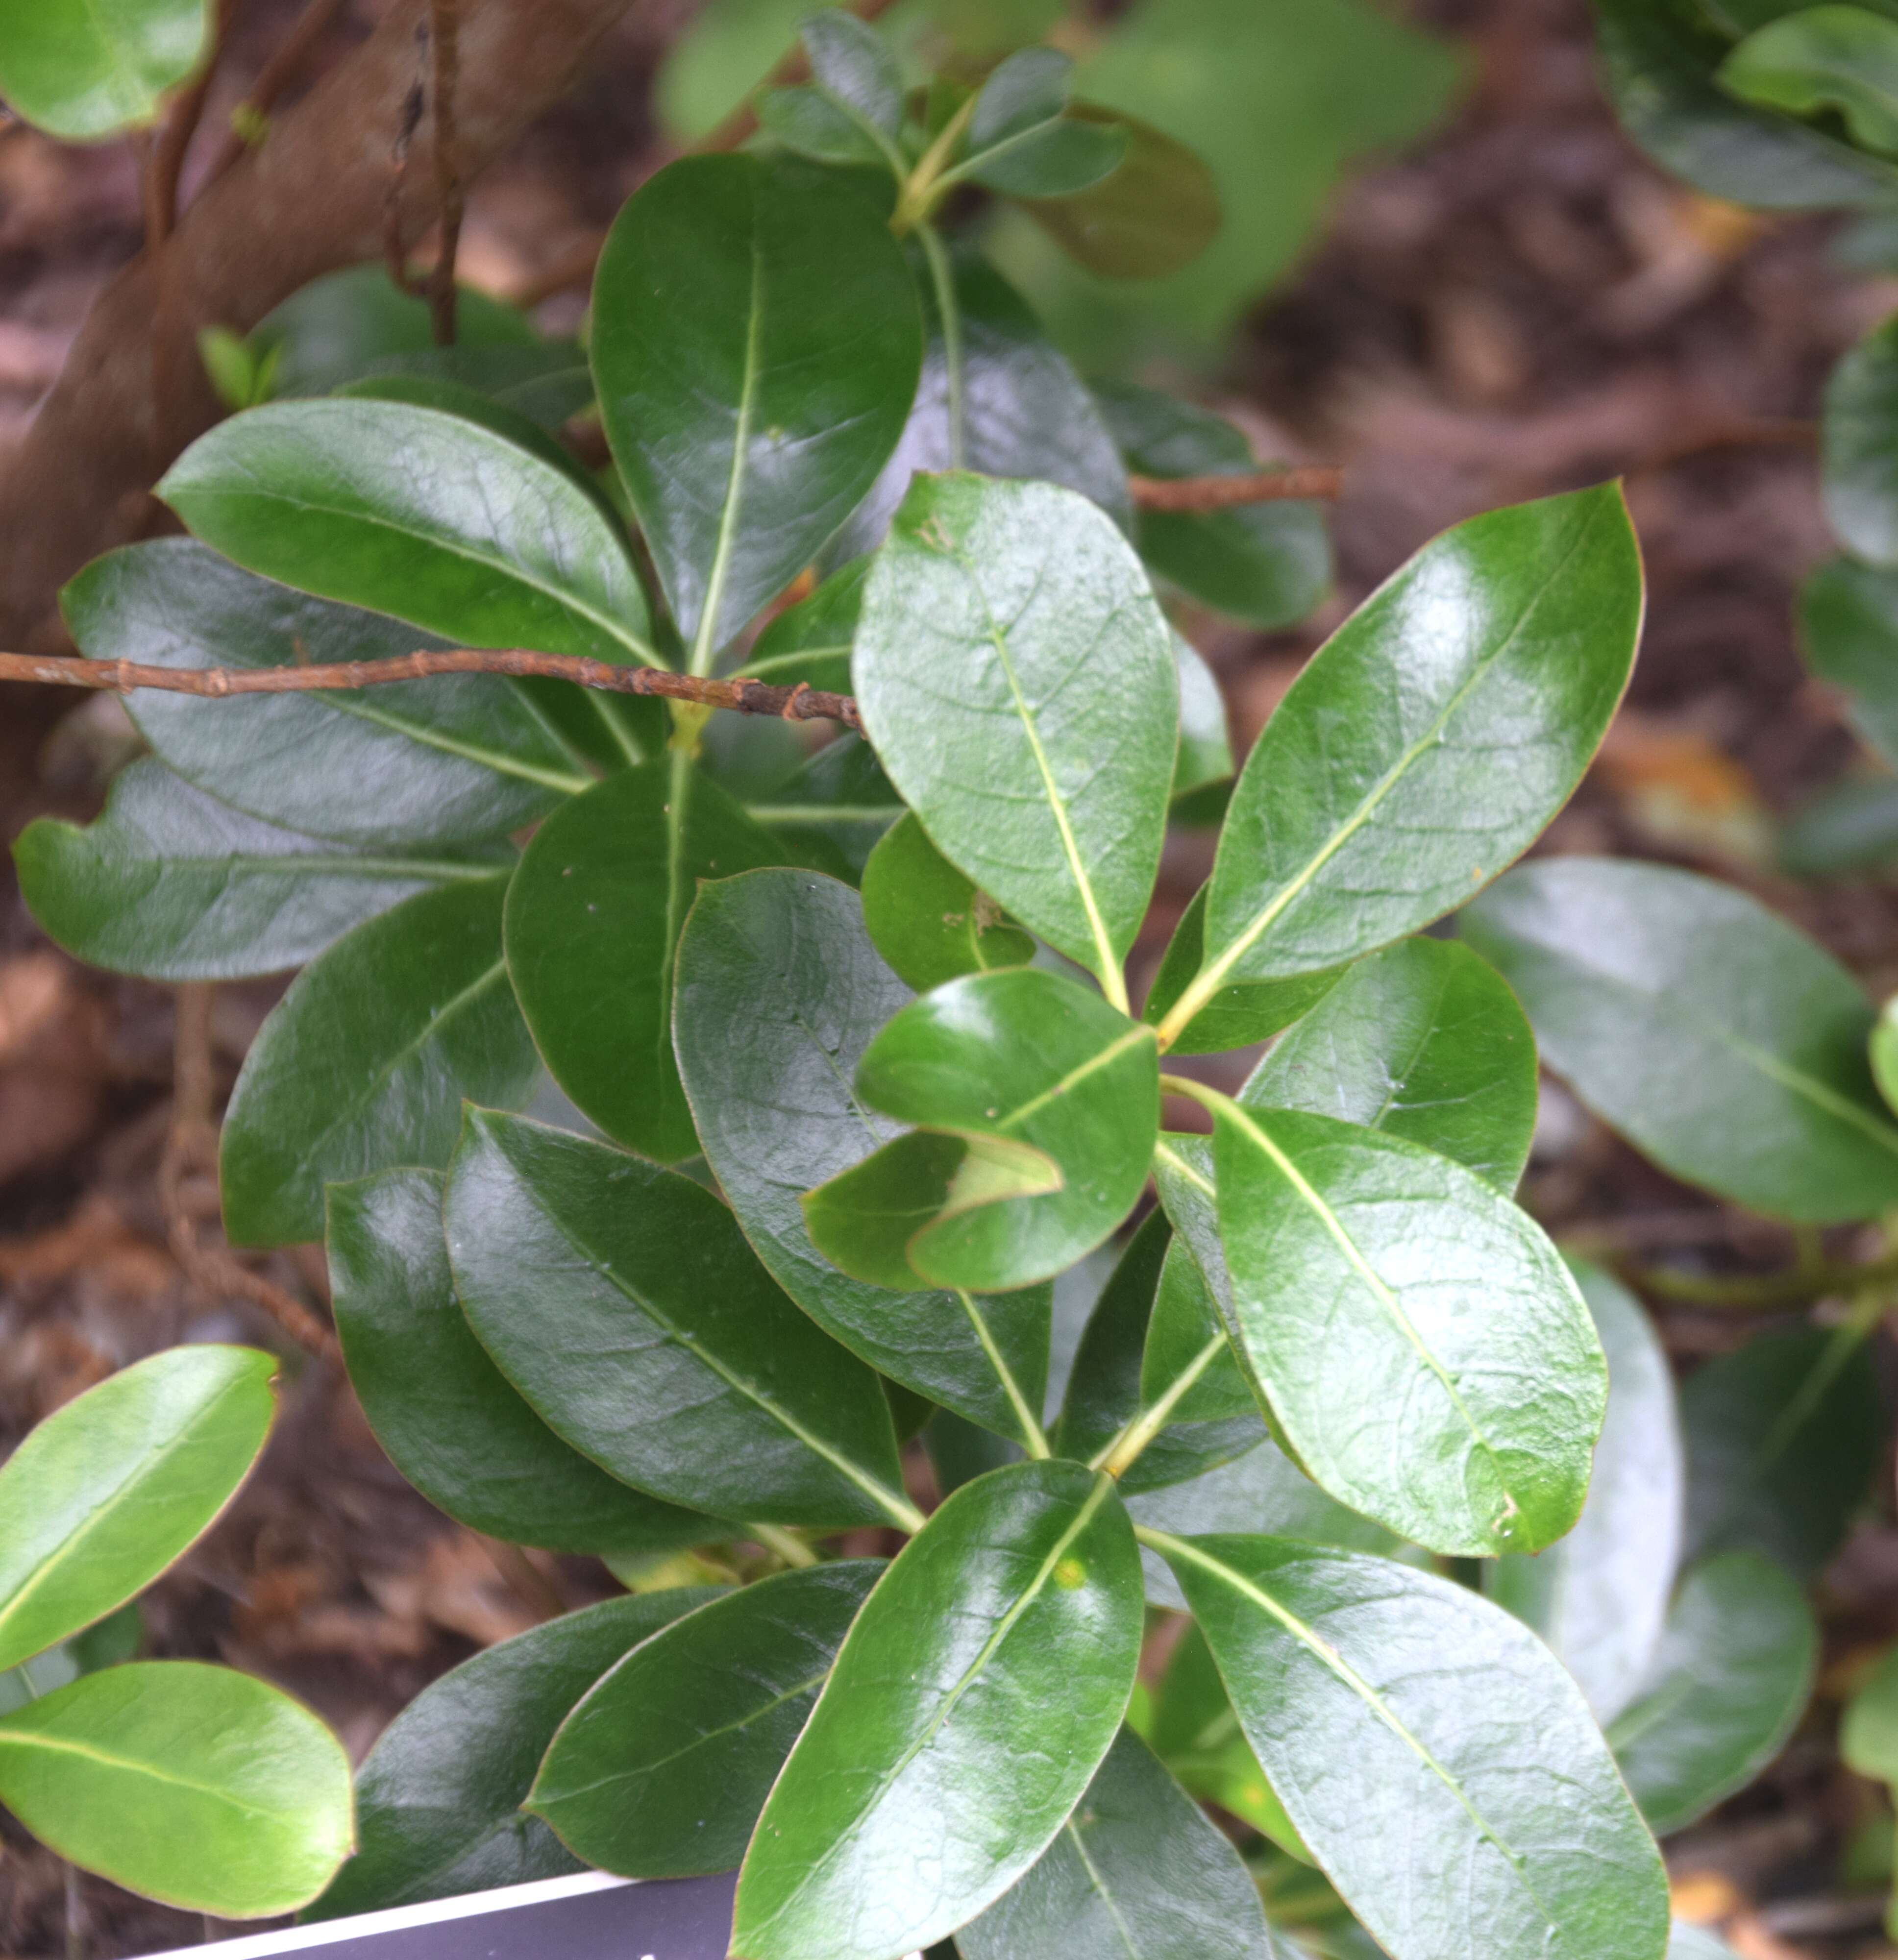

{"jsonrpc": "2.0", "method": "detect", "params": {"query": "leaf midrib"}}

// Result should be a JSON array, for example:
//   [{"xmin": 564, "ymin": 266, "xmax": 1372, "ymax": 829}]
[{"xmin": 0, "ymin": 1723, "xmax": 306, "ymax": 1828}]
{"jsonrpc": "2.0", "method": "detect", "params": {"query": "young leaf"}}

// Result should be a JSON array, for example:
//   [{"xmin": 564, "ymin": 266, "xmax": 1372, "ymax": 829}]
[
  {"xmin": 1826, "ymin": 316, "xmax": 1898, "ymax": 569},
  {"xmin": 0, "ymin": 1346, "xmax": 273, "ymax": 1673},
  {"xmin": 957, "ymin": 1725, "xmax": 1281, "ymax": 1960},
  {"xmin": 220, "ymin": 876, "xmax": 538, "ymax": 1246},
  {"xmin": 1800, "ymin": 556, "xmax": 1898, "ymax": 767},
  {"xmin": 0, "ymin": 0, "xmax": 208, "ymax": 140},
  {"xmin": 673, "ymin": 869, "xmax": 1052, "ymax": 1446},
  {"xmin": 1720, "ymin": 7, "xmax": 1898, "ymax": 160},
  {"xmin": 591, "ymin": 153, "xmax": 922, "ymax": 667},
  {"xmin": 755, "ymin": 10, "xmax": 905, "ymax": 169},
  {"xmin": 328, "ymin": 1169, "xmax": 720, "ymax": 1557},
  {"xmin": 504, "ymin": 760, "xmax": 784, "ymax": 1163},
  {"xmin": 1486, "ymin": 1261, "xmax": 1684, "ymax": 1724},
  {"xmin": 158, "ymin": 400, "xmax": 657, "ymax": 674},
  {"xmin": 1681, "ymin": 1323, "xmax": 1883, "ymax": 1577},
  {"xmin": 1241, "ymin": 935, "xmax": 1539, "ymax": 1193},
  {"xmin": 11, "ymin": 760, "xmax": 488, "ymax": 983},
  {"xmin": 1161, "ymin": 487, "xmax": 1640, "ymax": 1040},
  {"xmin": 306, "ymin": 1590, "xmax": 721, "ymax": 1918},
  {"xmin": 1155, "ymin": 1534, "xmax": 1672, "ymax": 1960},
  {"xmin": 855, "ymin": 474, "xmax": 1177, "ymax": 999},
  {"xmin": 444, "ymin": 1111, "xmax": 912, "ymax": 1529},
  {"xmin": 1608, "ymin": 1552, "xmax": 1818, "ymax": 1837},
  {"xmin": 817, "ymin": 967, "xmax": 1160, "ymax": 1291},
  {"xmin": 64, "ymin": 541, "xmax": 585, "ymax": 848},
  {"xmin": 1463, "ymin": 857, "xmax": 1898, "ymax": 1222},
  {"xmin": 530, "ymin": 1562, "xmax": 882, "ymax": 1876},
  {"xmin": 732, "ymin": 1460, "xmax": 1143, "ymax": 1960},
  {"xmin": 1095, "ymin": 380, "xmax": 1331, "ymax": 630},
  {"xmin": 1211, "ymin": 1100, "xmax": 1606, "ymax": 1556},
  {"xmin": 860, "ymin": 813, "xmax": 1035, "ymax": 993},
  {"xmin": 1142, "ymin": 885, "xmax": 1342, "ymax": 1056},
  {"xmin": 0, "ymin": 1662, "xmax": 352, "ymax": 1918}
]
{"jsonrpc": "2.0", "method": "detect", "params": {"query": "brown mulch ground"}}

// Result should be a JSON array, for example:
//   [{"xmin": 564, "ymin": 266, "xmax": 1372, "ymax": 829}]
[{"xmin": 5, "ymin": 0, "xmax": 1898, "ymax": 1954}]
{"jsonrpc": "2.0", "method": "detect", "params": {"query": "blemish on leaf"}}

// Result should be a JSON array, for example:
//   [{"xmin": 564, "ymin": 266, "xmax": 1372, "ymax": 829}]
[{"xmin": 1054, "ymin": 1556, "xmax": 1086, "ymax": 1589}]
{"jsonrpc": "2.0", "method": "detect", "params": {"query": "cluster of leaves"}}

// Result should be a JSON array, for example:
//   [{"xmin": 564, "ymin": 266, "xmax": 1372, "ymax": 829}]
[{"xmin": 0, "ymin": 1348, "xmax": 353, "ymax": 1915}]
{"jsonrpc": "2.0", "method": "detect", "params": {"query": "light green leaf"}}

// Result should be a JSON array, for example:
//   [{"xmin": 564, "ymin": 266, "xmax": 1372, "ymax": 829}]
[
  {"xmin": 1826, "ymin": 316, "xmax": 1898, "ymax": 567},
  {"xmin": 0, "ymin": 0, "xmax": 208, "ymax": 140},
  {"xmin": 860, "ymin": 813, "xmax": 1035, "ymax": 994},
  {"xmin": 1842, "ymin": 1642, "xmax": 1898, "ymax": 1783},
  {"xmin": 1720, "ymin": 6, "xmax": 1898, "ymax": 157}
]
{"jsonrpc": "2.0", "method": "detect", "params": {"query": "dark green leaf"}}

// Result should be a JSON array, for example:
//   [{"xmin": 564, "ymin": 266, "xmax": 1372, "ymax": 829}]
[
  {"xmin": 1463, "ymin": 857, "xmax": 1898, "ymax": 1221},
  {"xmin": 1594, "ymin": 0, "xmax": 1898, "ymax": 207},
  {"xmin": 444, "ymin": 1111, "xmax": 911, "ymax": 1528},
  {"xmin": 739, "ymin": 558, "xmax": 866, "ymax": 691},
  {"xmin": 0, "ymin": 1662, "xmax": 352, "ymax": 1917},
  {"xmin": 1681, "ymin": 1323, "xmax": 1884, "ymax": 1576},
  {"xmin": 856, "ymin": 473, "xmax": 1176, "ymax": 996},
  {"xmin": 65, "ymin": 541, "xmax": 584, "ymax": 848},
  {"xmin": 158, "ymin": 399, "xmax": 657, "ymax": 681},
  {"xmin": 328, "ymin": 1169, "xmax": 719, "ymax": 1556},
  {"xmin": 591, "ymin": 153, "xmax": 921, "ymax": 666},
  {"xmin": 0, "ymin": 0, "xmax": 207, "ymax": 139},
  {"xmin": 756, "ymin": 86, "xmax": 894, "ymax": 167},
  {"xmin": 530, "ymin": 1561, "xmax": 881, "ymax": 1876},
  {"xmin": 673, "ymin": 868, "xmax": 1051, "ymax": 1445},
  {"xmin": 0, "ymin": 1346, "xmax": 273, "ymax": 1673},
  {"xmin": 958, "ymin": 1725, "xmax": 1281, "ymax": 1960},
  {"xmin": 1720, "ymin": 6, "xmax": 1898, "ymax": 156},
  {"xmin": 1826, "ymin": 317, "xmax": 1898, "ymax": 568},
  {"xmin": 1609, "ymin": 1552, "xmax": 1818, "ymax": 1837},
  {"xmin": 1211, "ymin": 1100, "xmax": 1605, "ymax": 1556},
  {"xmin": 1157, "ymin": 1533, "xmax": 1671, "ymax": 1960},
  {"xmin": 1241, "ymin": 935, "xmax": 1539, "ymax": 1194},
  {"xmin": 347, "ymin": 344, "xmax": 595, "ymax": 431},
  {"xmin": 221, "ymin": 875, "xmax": 537, "ymax": 1246},
  {"xmin": 1486, "ymin": 1261, "xmax": 1684, "ymax": 1723},
  {"xmin": 504, "ymin": 760, "xmax": 784, "ymax": 1163},
  {"xmin": 742, "ymin": 729, "xmax": 903, "ymax": 880},
  {"xmin": 1141, "ymin": 1178, "xmax": 1257, "ymax": 1429},
  {"xmin": 959, "ymin": 59, "xmax": 1131, "ymax": 198},
  {"xmin": 11, "ymin": 761, "xmax": 485, "ymax": 983},
  {"xmin": 306, "ymin": 1590, "xmax": 720, "ymax": 1918},
  {"xmin": 1142, "ymin": 886, "xmax": 1343, "ymax": 1056},
  {"xmin": 860, "ymin": 813, "xmax": 1035, "ymax": 994},
  {"xmin": 1163, "ymin": 488, "xmax": 1639, "ymax": 1038},
  {"xmin": 754, "ymin": 9, "xmax": 904, "ymax": 168},
  {"xmin": 1779, "ymin": 772, "xmax": 1898, "ymax": 879},
  {"xmin": 824, "ymin": 967, "xmax": 1160, "ymax": 1291},
  {"xmin": 1800, "ymin": 557, "xmax": 1898, "ymax": 767},
  {"xmin": 1096, "ymin": 381, "xmax": 1330, "ymax": 630},
  {"xmin": 732, "ymin": 1460, "xmax": 1143, "ymax": 1960}
]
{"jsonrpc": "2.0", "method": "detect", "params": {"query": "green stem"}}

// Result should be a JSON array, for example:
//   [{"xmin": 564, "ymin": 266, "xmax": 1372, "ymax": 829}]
[
  {"xmin": 1625, "ymin": 1247, "xmax": 1898, "ymax": 1309},
  {"xmin": 890, "ymin": 94, "xmax": 979, "ymax": 235},
  {"xmin": 1091, "ymin": 1332, "xmax": 1226, "ymax": 1480},
  {"xmin": 915, "ymin": 219, "xmax": 966, "ymax": 470},
  {"xmin": 745, "ymin": 1522, "xmax": 820, "ymax": 1569}
]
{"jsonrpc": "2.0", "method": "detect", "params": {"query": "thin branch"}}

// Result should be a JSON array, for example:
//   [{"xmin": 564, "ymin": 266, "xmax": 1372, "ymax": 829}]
[
  {"xmin": 147, "ymin": 0, "xmax": 242, "ymax": 245},
  {"xmin": 384, "ymin": 21, "xmax": 432, "ymax": 299},
  {"xmin": 1129, "ymin": 466, "xmax": 1344, "ymax": 512},
  {"xmin": 0, "ymin": 647, "xmax": 865, "ymax": 732},
  {"xmin": 425, "ymin": 0, "xmax": 463, "ymax": 346},
  {"xmin": 201, "ymin": 0, "xmax": 351, "ymax": 188}
]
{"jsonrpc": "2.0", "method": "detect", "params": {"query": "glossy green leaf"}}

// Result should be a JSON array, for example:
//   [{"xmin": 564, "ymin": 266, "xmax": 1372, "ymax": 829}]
[
  {"xmin": 1826, "ymin": 318, "xmax": 1898, "ymax": 568},
  {"xmin": 1140, "ymin": 1189, "xmax": 1258, "ymax": 1431},
  {"xmin": 754, "ymin": 10, "xmax": 904, "ymax": 169},
  {"xmin": 856, "ymin": 473, "xmax": 1176, "ymax": 995},
  {"xmin": 1241, "ymin": 936, "xmax": 1539, "ymax": 1194},
  {"xmin": 860, "ymin": 813, "xmax": 1035, "ymax": 994},
  {"xmin": 1142, "ymin": 886, "xmax": 1343, "ymax": 1056},
  {"xmin": 445, "ymin": 1110, "xmax": 910, "ymax": 1528},
  {"xmin": 342, "ymin": 344, "xmax": 595, "ymax": 432},
  {"xmin": 530, "ymin": 1561, "xmax": 881, "ymax": 1876},
  {"xmin": 0, "ymin": 1346, "xmax": 273, "ymax": 1673},
  {"xmin": 742, "ymin": 727, "xmax": 903, "ymax": 879},
  {"xmin": 1608, "ymin": 1552, "xmax": 1818, "ymax": 1837},
  {"xmin": 11, "ymin": 760, "xmax": 487, "ymax": 983},
  {"xmin": 1720, "ymin": 6, "xmax": 1898, "ymax": 157},
  {"xmin": 0, "ymin": 0, "xmax": 207, "ymax": 140},
  {"xmin": 158, "ymin": 399, "xmax": 656, "ymax": 680},
  {"xmin": 1096, "ymin": 381, "xmax": 1330, "ymax": 630},
  {"xmin": 1487, "ymin": 1261, "xmax": 1684, "ymax": 1724},
  {"xmin": 1463, "ymin": 857, "xmax": 1898, "ymax": 1222},
  {"xmin": 221, "ymin": 876, "xmax": 537, "ymax": 1246},
  {"xmin": 830, "ymin": 246, "xmax": 1131, "ymax": 562},
  {"xmin": 958, "ymin": 54, "xmax": 1129, "ymax": 197},
  {"xmin": 1167, "ymin": 488, "xmax": 1639, "ymax": 1033},
  {"xmin": 1842, "ymin": 1642, "xmax": 1898, "ymax": 1783},
  {"xmin": 958, "ymin": 1725, "xmax": 1281, "ymax": 1960},
  {"xmin": 733, "ymin": 1460, "xmax": 1143, "ymax": 1960},
  {"xmin": 674, "ymin": 868, "xmax": 1051, "ymax": 1445},
  {"xmin": 756, "ymin": 85, "xmax": 891, "ymax": 167},
  {"xmin": 1680, "ymin": 1323, "xmax": 1884, "ymax": 1576},
  {"xmin": 1594, "ymin": 0, "xmax": 1898, "ymax": 208},
  {"xmin": 816, "ymin": 967, "xmax": 1160, "ymax": 1291},
  {"xmin": 1211, "ymin": 1099, "xmax": 1606, "ymax": 1556},
  {"xmin": 504, "ymin": 760, "xmax": 784, "ymax": 1163},
  {"xmin": 739, "ymin": 558, "xmax": 865, "ymax": 691},
  {"xmin": 1172, "ymin": 635, "xmax": 1235, "ymax": 802},
  {"xmin": 328, "ymin": 1169, "xmax": 719, "ymax": 1557},
  {"xmin": 1156, "ymin": 1533, "xmax": 1671, "ymax": 1960},
  {"xmin": 65, "ymin": 541, "xmax": 584, "ymax": 848},
  {"xmin": 591, "ymin": 153, "xmax": 921, "ymax": 666},
  {"xmin": 307, "ymin": 1590, "xmax": 720, "ymax": 1918},
  {"xmin": 0, "ymin": 1662, "xmax": 352, "ymax": 1916},
  {"xmin": 1800, "ymin": 557, "xmax": 1898, "ymax": 766},
  {"xmin": 1875, "ymin": 994, "xmax": 1898, "ymax": 1112}
]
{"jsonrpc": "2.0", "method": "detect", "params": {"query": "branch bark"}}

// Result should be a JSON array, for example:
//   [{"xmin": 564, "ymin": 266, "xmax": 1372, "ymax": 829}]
[
  {"xmin": 0, "ymin": 0, "xmax": 637, "ymax": 654},
  {"xmin": 1128, "ymin": 467, "xmax": 1344, "ymax": 512}
]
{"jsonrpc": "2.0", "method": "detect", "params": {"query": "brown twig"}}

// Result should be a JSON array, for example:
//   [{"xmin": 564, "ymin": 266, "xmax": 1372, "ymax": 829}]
[
  {"xmin": 159, "ymin": 983, "xmax": 342, "ymax": 1365},
  {"xmin": 201, "ymin": 0, "xmax": 351, "ymax": 187},
  {"xmin": 1128, "ymin": 467, "xmax": 1345, "ymax": 513},
  {"xmin": 425, "ymin": 0, "xmax": 462, "ymax": 346},
  {"xmin": 147, "ymin": 0, "xmax": 243, "ymax": 245},
  {"xmin": 0, "ymin": 648, "xmax": 865, "ymax": 731},
  {"xmin": 384, "ymin": 20, "xmax": 431, "ymax": 299}
]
